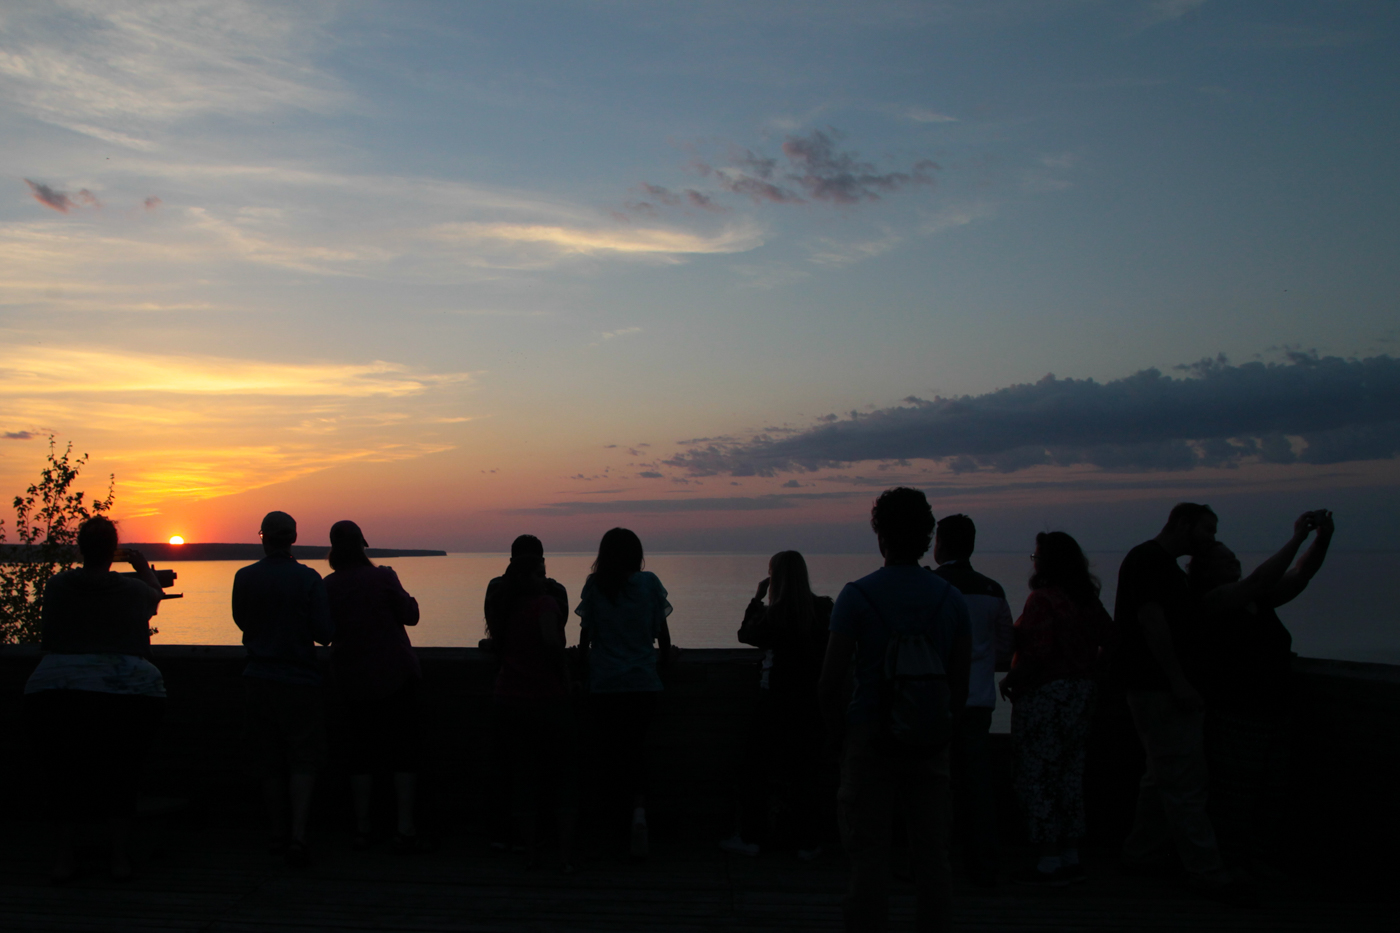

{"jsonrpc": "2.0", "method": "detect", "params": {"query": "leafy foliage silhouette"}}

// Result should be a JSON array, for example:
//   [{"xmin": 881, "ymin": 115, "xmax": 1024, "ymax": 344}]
[{"xmin": 0, "ymin": 439, "xmax": 115, "ymax": 644}]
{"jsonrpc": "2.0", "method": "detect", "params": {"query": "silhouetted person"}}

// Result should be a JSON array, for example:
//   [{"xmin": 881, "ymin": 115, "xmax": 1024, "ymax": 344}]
[
  {"xmin": 24, "ymin": 516, "xmax": 165, "ymax": 882},
  {"xmin": 232, "ymin": 510, "xmax": 333, "ymax": 867},
  {"xmin": 1115, "ymin": 502, "xmax": 1265, "ymax": 905},
  {"xmin": 576, "ymin": 527, "xmax": 673, "ymax": 859},
  {"xmin": 323, "ymin": 520, "xmax": 422, "ymax": 852},
  {"xmin": 930, "ymin": 513, "xmax": 1012, "ymax": 887},
  {"xmin": 486, "ymin": 534, "xmax": 577, "ymax": 871},
  {"xmin": 722, "ymin": 550, "xmax": 833, "ymax": 858},
  {"xmin": 820, "ymin": 488, "xmax": 971, "ymax": 933},
  {"xmin": 999, "ymin": 531, "xmax": 1114, "ymax": 885},
  {"xmin": 1189, "ymin": 510, "xmax": 1333, "ymax": 880}
]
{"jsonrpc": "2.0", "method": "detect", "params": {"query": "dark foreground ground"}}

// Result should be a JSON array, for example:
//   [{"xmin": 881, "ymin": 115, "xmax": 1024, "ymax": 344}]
[{"xmin": 1, "ymin": 820, "xmax": 1389, "ymax": 933}]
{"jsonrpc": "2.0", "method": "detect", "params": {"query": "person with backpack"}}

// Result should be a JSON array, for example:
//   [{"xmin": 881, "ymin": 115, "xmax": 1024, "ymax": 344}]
[
  {"xmin": 820, "ymin": 487, "xmax": 971, "ymax": 933},
  {"xmin": 998, "ymin": 531, "xmax": 1114, "ymax": 886}
]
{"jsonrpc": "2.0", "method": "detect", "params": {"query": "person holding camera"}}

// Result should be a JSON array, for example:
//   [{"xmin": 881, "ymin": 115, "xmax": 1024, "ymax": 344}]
[{"xmin": 24, "ymin": 516, "xmax": 165, "ymax": 882}]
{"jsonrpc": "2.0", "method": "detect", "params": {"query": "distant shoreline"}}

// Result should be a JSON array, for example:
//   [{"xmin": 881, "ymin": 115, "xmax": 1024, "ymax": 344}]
[{"xmin": 0, "ymin": 543, "xmax": 447, "ymax": 562}]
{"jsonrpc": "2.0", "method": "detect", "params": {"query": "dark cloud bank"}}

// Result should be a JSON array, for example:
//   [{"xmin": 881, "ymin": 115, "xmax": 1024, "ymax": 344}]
[{"xmin": 665, "ymin": 354, "xmax": 1400, "ymax": 476}]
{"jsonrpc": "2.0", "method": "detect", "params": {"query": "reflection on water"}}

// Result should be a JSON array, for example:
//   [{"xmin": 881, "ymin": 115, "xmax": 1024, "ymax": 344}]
[
  {"xmin": 152, "ymin": 551, "xmax": 1400, "ymax": 662},
  {"xmin": 153, "ymin": 553, "xmax": 882, "ymax": 649}
]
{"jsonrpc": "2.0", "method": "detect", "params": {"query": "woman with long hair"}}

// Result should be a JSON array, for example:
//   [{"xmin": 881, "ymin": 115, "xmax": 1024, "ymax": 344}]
[
  {"xmin": 999, "ymin": 531, "xmax": 1114, "ymax": 885},
  {"xmin": 575, "ymin": 527, "xmax": 672, "ymax": 858},
  {"xmin": 24, "ymin": 515, "xmax": 166, "ymax": 881},
  {"xmin": 485, "ymin": 534, "xmax": 575, "ymax": 871},
  {"xmin": 722, "ymin": 550, "xmax": 833, "ymax": 858},
  {"xmin": 323, "ymin": 520, "xmax": 422, "ymax": 851}
]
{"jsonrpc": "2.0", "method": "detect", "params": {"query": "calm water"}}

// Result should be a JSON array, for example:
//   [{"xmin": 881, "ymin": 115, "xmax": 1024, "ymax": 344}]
[
  {"xmin": 152, "ymin": 550, "xmax": 1400, "ymax": 664},
  {"xmin": 148, "ymin": 550, "xmax": 1399, "ymax": 736}
]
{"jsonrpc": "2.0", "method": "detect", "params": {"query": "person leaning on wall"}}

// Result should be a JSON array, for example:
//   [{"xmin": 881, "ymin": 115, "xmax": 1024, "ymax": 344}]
[
  {"xmin": 485, "ymin": 534, "xmax": 578, "ymax": 872},
  {"xmin": 575, "ymin": 527, "xmax": 674, "ymax": 860},
  {"xmin": 231, "ymin": 510, "xmax": 334, "ymax": 868},
  {"xmin": 323, "ymin": 519, "xmax": 424, "ymax": 853}
]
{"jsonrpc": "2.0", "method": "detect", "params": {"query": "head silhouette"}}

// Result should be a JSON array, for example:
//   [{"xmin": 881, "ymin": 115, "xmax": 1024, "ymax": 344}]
[
  {"xmin": 77, "ymin": 515, "xmax": 119, "ymax": 567},
  {"xmin": 504, "ymin": 533, "xmax": 546, "ymax": 581},
  {"xmin": 767, "ymin": 550, "xmax": 816, "ymax": 636},
  {"xmin": 591, "ymin": 527, "xmax": 644, "ymax": 602},
  {"xmin": 934, "ymin": 513, "xmax": 975, "ymax": 564},
  {"xmin": 259, "ymin": 511, "xmax": 297, "ymax": 551},
  {"xmin": 1030, "ymin": 531, "xmax": 1100, "ymax": 605},
  {"xmin": 1162, "ymin": 502, "xmax": 1218, "ymax": 557},
  {"xmin": 328, "ymin": 520, "xmax": 373, "ymax": 571},
  {"xmin": 870, "ymin": 487, "xmax": 935, "ymax": 561},
  {"xmin": 1187, "ymin": 541, "xmax": 1243, "ymax": 593}
]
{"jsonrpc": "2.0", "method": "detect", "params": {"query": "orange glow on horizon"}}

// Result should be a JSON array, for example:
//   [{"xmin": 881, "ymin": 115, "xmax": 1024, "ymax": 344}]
[{"xmin": 168, "ymin": 535, "xmax": 185, "ymax": 545}]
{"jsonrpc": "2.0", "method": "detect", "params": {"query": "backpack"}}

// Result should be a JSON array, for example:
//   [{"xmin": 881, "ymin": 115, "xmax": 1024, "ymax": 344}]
[{"xmin": 850, "ymin": 582, "xmax": 953, "ymax": 757}]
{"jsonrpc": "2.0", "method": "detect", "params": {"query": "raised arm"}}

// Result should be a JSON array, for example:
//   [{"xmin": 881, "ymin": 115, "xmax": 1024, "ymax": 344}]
[
  {"xmin": 1265, "ymin": 510, "xmax": 1334, "ymax": 608},
  {"xmin": 1201, "ymin": 512, "xmax": 1314, "ymax": 612},
  {"xmin": 116, "ymin": 547, "xmax": 163, "ymax": 594},
  {"xmin": 737, "ymin": 583, "xmax": 773, "ymax": 648}
]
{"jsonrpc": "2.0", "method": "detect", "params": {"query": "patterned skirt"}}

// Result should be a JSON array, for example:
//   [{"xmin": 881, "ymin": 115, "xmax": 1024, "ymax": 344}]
[{"xmin": 1011, "ymin": 678, "xmax": 1097, "ymax": 844}]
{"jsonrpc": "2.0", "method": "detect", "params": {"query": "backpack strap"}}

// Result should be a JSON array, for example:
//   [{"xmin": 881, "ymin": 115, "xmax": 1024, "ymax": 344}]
[{"xmin": 849, "ymin": 580, "xmax": 952, "ymax": 675}]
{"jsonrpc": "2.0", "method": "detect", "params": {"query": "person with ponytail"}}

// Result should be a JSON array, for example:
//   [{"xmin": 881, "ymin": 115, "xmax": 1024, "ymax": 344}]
[
  {"xmin": 575, "ymin": 527, "xmax": 673, "ymax": 859},
  {"xmin": 721, "ymin": 550, "xmax": 833, "ymax": 858},
  {"xmin": 484, "ymin": 534, "xmax": 576, "ymax": 871},
  {"xmin": 323, "ymin": 520, "xmax": 422, "ymax": 852},
  {"xmin": 999, "ymin": 531, "xmax": 1114, "ymax": 886}
]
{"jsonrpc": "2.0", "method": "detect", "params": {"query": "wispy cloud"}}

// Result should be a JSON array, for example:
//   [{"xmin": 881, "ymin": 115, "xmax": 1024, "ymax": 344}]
[
  {"xmin": 0, "ymin": 346, "xmax": 475, "ymax": 509},
  {"xmin": 807, "ymin": 230, "xmax": 903, "ymax": 266},
  {"xmin": 663, "ymin": 354, "xmax": 1400, "ymax": 476},
  {"xmin": 1129, "ymin": 0, "xmax": 1210, "ymax": 32},
  {"xmin": 591, "ymin": 327, "xmax": 643, "ymax": 347},
  {"xmin": 902, "ymin": 107, "xmax": 957, "ymax": 124},
  {"xmin": 431, "ymin": 221, "xmax": 764, "ymax": 261},
  {"xmin": 0, "ymin": 1, "xmax": 342, "ymax": 150},
  {"xmin": 783, "ymin": 129, "xmax": 937, "ymax": 203},
  {"xmin": 686, "ymin": 128, "xmax": 938, "ymax": 208},
  {"xmin": 0, "ymin": 347, "xmax": 468, "ymax": 397}
]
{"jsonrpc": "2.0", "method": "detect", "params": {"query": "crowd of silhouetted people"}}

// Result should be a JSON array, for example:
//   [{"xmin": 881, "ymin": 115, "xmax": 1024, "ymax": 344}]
[{"xmin": 22, "ymin": 488, "xmax": 1334, "ymax": 930}]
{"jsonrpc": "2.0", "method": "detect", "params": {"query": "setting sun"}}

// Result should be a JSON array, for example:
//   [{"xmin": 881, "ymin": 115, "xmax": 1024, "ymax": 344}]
[{"xmin": 168, "ymin": 535, "xmax": 185, "ymax": 545}]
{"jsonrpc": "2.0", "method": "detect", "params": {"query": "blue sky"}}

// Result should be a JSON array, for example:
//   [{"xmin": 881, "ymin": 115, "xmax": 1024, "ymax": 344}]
[{"xmin": 1, "ymin": 1, "xmax": 1397, "ymax": 551}]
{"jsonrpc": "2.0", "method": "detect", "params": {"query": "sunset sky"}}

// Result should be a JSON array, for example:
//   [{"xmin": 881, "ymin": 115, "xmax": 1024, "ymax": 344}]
[{"xmin": 2, "ymin": 0, "xmax": 1398, "ymax": 554}]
